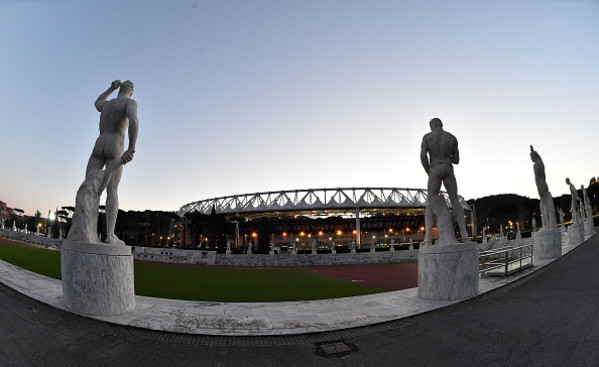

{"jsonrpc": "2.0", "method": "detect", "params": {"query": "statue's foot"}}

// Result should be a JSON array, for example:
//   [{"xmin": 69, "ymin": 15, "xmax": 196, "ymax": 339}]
[
  {"xmin": 460, "ymin": 231, "xmax": 470, "ymax": 243},
  {"xmin": 106, "ymin": 234, "xmax": 125, "ymax": 246},
  {"xmin": 420, "ymin": 239, "xmax": 432, "ymax": 247}
]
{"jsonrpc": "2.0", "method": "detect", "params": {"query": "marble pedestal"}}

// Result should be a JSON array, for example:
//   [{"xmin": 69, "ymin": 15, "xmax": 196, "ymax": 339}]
[
  {"xmin": 418, "ymin": 242, "xmax": 479, "ymax": 301},
  {"xmin": 61, "ymin": 240, "xmax": 135, "ymax": 316},
  {"xmin": 584, "ymin": 220, "xmax": 594, "ymax": 237},
  {"xmin": 567, "ymin": 223, "xmax": 585, "ymax": 245},
  {"xmin": 533, "ymin": 229, "xmax": 562, "ymax": 261}
]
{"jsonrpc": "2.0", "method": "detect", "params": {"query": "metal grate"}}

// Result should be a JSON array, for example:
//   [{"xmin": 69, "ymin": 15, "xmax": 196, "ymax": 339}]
[{"xmin": 318, "ymin": 341, "xmax": 353, "ymax": 356}]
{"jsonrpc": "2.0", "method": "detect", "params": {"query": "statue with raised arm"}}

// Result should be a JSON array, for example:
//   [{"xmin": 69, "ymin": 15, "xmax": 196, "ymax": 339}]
[
  {"xmin": 88, "ymin": 80, "xmax": 137, "ymax": 244},
  {"xmin": 566, "ymin": 178, "xmax": 583, "ymax": 224},
  {"xmin": 530, "ymin": 146, "xmax": 557, "ymax": 230},
  {"xmin": 68, "ymin": 80, "xmax": 138, "ymax": 245},
  {"xmin": 420, "ymin": 118, "xmax": 469, "ymax": 245}
]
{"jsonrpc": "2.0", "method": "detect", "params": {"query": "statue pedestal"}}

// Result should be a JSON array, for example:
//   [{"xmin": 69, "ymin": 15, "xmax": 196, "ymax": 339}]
[
  {"xmin": 568, "ymin": 223, "xmax": 585, "ymax": 245},
  {"xmin": 61, "ymin": 240, "xmax": 135, "ymax": 316},
  {"xmin": 533, "ymin": 229, "xmax": 562, "ymax": 261},
  {"xmin": 225, "ymin": 250, "xmax": 232, "ymax": 256},
  {"xmin": 584, "ymin": 220, "xmax": 594, "ymax": 237},
  {"xmin": 418, "ymin": 242, "xmax": 479, "ymax": 301}
]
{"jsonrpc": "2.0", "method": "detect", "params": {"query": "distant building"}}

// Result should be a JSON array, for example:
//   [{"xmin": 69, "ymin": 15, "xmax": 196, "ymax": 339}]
[{"xmin": 0, "ymin": 201, "xmax": 10, "ymax": 222}]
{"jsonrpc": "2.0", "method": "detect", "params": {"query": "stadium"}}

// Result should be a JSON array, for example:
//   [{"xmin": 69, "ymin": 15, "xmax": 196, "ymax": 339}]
[{"xmin": 175, "ymin": 187, "xmax": 473, "ymax": 252}]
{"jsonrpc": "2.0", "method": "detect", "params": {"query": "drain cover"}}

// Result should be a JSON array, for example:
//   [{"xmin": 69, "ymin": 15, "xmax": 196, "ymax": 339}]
[{"xmin": 316, "ymin": 340, "xmax": 354, "ymax": 357}]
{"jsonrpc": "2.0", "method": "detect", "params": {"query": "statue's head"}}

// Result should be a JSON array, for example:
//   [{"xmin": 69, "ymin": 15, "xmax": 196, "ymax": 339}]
[
  {"xmin": 581, "ymin": 184, "xmax": 585, "ymax": 190},
  {"xmin": 119, "ymin": 80, "xmax": 134, "ymax": 96},
  {"xmin": 566, "ymin": 177, "xmax": 571, "ymax": 185},
  {"xmin": 530, "ymin": 145, "xmax": 540, "ymax": 162},
  {"xmin": 429, "ymin": 118, "xmax": 443, "ymax": 131}
]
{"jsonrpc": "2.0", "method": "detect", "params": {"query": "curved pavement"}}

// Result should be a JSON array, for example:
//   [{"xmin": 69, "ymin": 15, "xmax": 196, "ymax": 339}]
[{"xmin": 1, "ymin": 234, "xmax": 598, "ymax": 366}]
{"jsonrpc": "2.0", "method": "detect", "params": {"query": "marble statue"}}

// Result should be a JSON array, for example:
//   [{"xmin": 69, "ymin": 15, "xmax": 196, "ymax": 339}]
[
  {"xmin": 558, "ymin": 208, "xmax": 565, "ymax": 226},
  {"xmin": 530, "ymin": 146, "xmax": 557, "ymax": 230},
  {"xmin": 420, "ymin": 118, "xmax": 469, "ymax": 245},
  {"xmin": 532, "ymin": 217, "xmax": 537, "ymax": 232},
  {"xmin": 68, "ymin": 80, "xmax": 138, "ymax": 245},
  {"xmin": 582, "ymin": 185, "xmax": 592, "ymax": 220},
  {"xmin": 566, "ymin": 178, "xmax": 583, "ymax": 224},
  {"xmin": 247, "ymin": 241, "xmax": 252, "ymax": 254},
  {"xmin": 429, "ymin": 195, "xmax": 457, "ymax": 245},
  {"xmin": 226, "ymin": 242, "xmax": 231, "ymax": 251}
]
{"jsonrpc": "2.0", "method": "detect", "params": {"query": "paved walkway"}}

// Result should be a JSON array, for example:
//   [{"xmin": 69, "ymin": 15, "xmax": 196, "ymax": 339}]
[{"xmin": 0, "ymin": 235, "xmax": 597, "ymax": 366}]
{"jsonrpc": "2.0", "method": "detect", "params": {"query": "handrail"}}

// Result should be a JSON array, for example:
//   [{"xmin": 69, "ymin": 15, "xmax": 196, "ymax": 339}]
[{"xmin": 479, "ymin": 244, "xmax": 533, "ymax": 276}]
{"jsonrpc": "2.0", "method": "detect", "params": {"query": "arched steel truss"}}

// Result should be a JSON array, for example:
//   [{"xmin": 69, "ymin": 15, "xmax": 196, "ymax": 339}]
[{"xmin": 177, "ymin": 187, "xmax": 471, "ymax": 217}]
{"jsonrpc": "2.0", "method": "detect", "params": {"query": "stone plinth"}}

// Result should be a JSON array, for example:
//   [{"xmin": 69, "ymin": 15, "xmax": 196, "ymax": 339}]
[
  {"xmin": 584, "ymin": 220, "xmax": 594, "ymax": 237},
  {"xmin": 533, "ymin": 229, "xmax": 562, "ymax": 261},
  {"xmin": 567, "ymin": 223, "xmax": 585, "ymax": 245},
  {"xmin": 418, "ymin": 242, "xmax": 479, "ymax": 301},
  {"xmin": 61, "ymin": 240, "xmax": 135, "ymax": 316}
]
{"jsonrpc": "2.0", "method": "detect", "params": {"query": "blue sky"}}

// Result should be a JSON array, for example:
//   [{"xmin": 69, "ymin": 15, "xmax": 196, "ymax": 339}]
[{"xmin": 1, "ymin": 0, "xmax": 598, "ymax": 216}]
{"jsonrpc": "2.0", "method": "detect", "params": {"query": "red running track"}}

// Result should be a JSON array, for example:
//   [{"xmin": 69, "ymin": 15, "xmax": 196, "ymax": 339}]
[{"xmin": 300, "ymin": 263, "xmax": 418, "ymax": 291}]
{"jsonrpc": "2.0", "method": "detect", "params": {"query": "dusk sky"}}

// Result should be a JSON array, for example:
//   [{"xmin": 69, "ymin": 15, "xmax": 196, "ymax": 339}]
[{"xmin": 1, "ymin": 0, "xmax": 598, "ymax": 217}]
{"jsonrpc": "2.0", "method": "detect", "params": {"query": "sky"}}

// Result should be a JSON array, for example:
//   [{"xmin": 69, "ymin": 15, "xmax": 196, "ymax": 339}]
[{"xmin": 1, "ymin": 0, "xmax": 598, "ymax": 217}]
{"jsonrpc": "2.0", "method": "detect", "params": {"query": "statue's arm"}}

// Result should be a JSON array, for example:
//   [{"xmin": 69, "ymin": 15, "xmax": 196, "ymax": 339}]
[
  {"xmin": 420, "ymin": 137, "xmax": 430, "ymax": 173},
  {"xmin": 121, "ymin": 100, "xmax": 138, "ymax": 164},
  {"xmin": 451, "ymin": 136, "xmax": 460, "ymax": 164},
  {"xmin": 95, "ymin": 80, "xmax": 120, "ymax": 112}
]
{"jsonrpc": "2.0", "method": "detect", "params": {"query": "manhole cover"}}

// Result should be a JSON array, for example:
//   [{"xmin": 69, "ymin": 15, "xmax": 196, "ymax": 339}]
[{"xmin": 316, "ymin": 340, "xmax": 355, "ymax": 357}]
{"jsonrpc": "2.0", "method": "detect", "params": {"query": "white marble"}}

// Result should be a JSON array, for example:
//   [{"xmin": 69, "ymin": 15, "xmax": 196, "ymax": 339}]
[
  {"xmin": 584, "ymin": 220, "xmax": 595, "ymax": 237},
  {"xmin": 61, "ymin": 240, "xmax": 135, "ymax": 316},
  {"xmin": 530, "ymin": 146, "xmax": 557, "ymax": 230},
  {"xmin": 567, "ymin": 222, "xmax": 585, "ymax": 245},
  {"xmin": 418, "ymin": 242, "xmax": 479, "ymax": 300},
  {"xmin": 420, "ymin": 118, "xmax": 469, "ymax": 244},
  {"xmin": 566, "ymin": 178, "xmax": 583, "ymax": 224},
  {"xmin": 532, "ymin": 228, "xmax": 562, "ymax": 261}
]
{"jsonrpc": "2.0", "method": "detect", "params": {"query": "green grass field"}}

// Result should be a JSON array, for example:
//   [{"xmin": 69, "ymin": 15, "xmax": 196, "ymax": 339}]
[{"xmin": 0, "ymin": 240, "xmax": 385, "ymax": 302}]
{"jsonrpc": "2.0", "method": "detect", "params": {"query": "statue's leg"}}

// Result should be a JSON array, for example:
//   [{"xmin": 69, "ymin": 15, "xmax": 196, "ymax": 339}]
[
  {"xmin": 105, "ymin": 160, "xmax": 124, "ymax": 245},
  {"xmin": 422, "ymin": 170, "xmax": 442, "ymax": 245},
  {"xmin": 444, "ymin": 172, "xmax": 469, "ymax": 241}
]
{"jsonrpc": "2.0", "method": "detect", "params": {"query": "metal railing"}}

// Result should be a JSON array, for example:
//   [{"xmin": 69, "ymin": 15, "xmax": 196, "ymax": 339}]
[{"xmin": 479, "ymin": 244, "xmax": 533, "ymax": 276}]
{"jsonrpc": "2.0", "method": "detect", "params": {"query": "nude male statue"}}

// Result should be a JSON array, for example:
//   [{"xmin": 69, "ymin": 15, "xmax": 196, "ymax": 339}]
[
  {"xmin": 420, "ymin": 118, "xmax": 469, "ymax": 245},
  {"xmin": 582, "ymin": 185, "xmax": 592, "ymax": 220},
  {"xmin": 530, "ymin": 146, "xmax": 556, "ymax": 230},
  {"xmin": 86, "ymin": 80, "xmax": 138, "ymax": 245},
  {"xmin": 566, "ymin": 178, "xmax": 582, "ymax": 224}
]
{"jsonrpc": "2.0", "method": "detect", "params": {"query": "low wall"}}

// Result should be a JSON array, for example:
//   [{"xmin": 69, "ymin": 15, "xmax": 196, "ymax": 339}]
[
  {"xmin": 215, "ymin": 250, "xmax": 418, "ymax": 266},
  {"xmin": 0, "ymin": 228, "xmax": 63, "ymax": 248},
  {"xmin": 131, "ymin": 246, "xmax": 418, "ymax": 266},
  {"xmin": 131, "ymin": 246, "xmax": 217, "ymax": 265}
]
